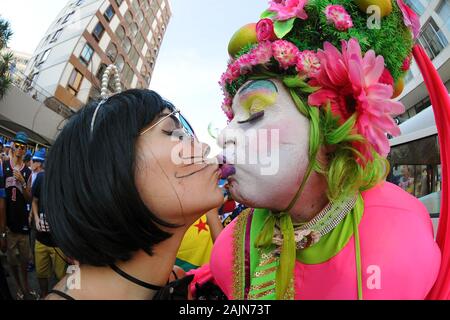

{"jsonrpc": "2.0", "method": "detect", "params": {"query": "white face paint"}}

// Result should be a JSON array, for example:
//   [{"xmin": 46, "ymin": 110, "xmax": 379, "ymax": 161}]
[{"xmin": 217, "ymin": 79, "xmax": 311, "ymax": 211}]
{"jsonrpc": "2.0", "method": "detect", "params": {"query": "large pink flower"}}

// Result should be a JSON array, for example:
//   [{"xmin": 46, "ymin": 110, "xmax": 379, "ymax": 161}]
[
  {"xmin": 268, "ymin": 0, "xmax": 309, "ymax": 21},
  {"xmin": 397, "ymin": 0, "xmax": 420, "ymax": 39},
  {"xmin": 308, "ymin": 39, "xmax": 405, "ymax": 160},
  {"xmin": 272, "ymin": 40, "xmax": 299, "ymax": 69},
  {"xmin": 324, "ymin": 5, "xmax": 353, "ymax": 31}
]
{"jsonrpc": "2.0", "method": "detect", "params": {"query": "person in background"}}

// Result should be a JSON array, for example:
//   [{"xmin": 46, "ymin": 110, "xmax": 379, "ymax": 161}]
[
  {"xmin": 4, "ymin": 142, "xmax": 11, "ymax": 160},
  {"xmin": 0, "ymin": 155, "xmax": 13, "ymax": 300},
  {"xmin": 3, "ymin": 132, "xmax": 35, "ymax": 299},
  {"xmin": 23, "ymin": 151, "xmax": 32, "ymax": 170},
  {"xmin": 398, "ymin": 165, "xmax": 415, "ymax": 195},
  {"xmin": 30, "ymin": 149, "xmax": 46, "ymax": 187},
  {"xmin": 31, "ymin": 149, "xmax": 67, "ymax": 298}
]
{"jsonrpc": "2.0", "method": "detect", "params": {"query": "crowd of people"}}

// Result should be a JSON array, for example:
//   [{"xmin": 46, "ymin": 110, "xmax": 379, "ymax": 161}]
[{"xmin": 0, "ymin": 132, "xmax": 70, "ymax": 300}]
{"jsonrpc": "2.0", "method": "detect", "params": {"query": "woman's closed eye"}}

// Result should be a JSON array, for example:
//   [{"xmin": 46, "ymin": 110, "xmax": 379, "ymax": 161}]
[{"xmin": 162, "ymin": 128, "xmax": 189, "ymax": 141}]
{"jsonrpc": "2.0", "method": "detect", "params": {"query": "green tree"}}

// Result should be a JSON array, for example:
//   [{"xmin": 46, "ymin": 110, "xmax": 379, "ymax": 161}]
[{"xmin": 0, "ymin": 17, "xmax": 13, "ymax": 99}]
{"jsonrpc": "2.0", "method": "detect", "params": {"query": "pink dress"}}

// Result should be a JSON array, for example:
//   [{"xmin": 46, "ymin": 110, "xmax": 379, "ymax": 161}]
[{"xmin": 191, "ymin": 183, "xmax": 441, "ymax": 300}]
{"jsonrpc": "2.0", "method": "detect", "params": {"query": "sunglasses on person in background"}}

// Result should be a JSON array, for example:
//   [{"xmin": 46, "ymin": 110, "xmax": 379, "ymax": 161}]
[
  {"xmin": 139, "ymin": 109, "xmax": 197, "ymax": 140},
  {"xmin": 14, "ymin": 143, "xmax": 26, "ymax": 150}
]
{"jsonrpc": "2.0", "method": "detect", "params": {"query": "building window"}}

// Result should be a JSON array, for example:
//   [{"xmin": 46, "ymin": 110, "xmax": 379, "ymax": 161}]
[
  {"xmin": 116, "ymin": 25, "xmax": 126, "ymax": 40},
  {"xmin": 437, "ymin": 0, "xmax": 450, "ymax": 34},
  {"xmin": 122, "ymin": 37, "xmax": 132, "ymax": 53},
  {"xmin": 136, "ymin": 32, "xmax": 145, "ymax": 51},
  {"xmin": 115, "ymin": 0, "xmax": 123, "ymax": 7},
  {"xmin": 50, "ymin": 29, "xmax": 63, "ymax": 43},
  {"xmin": 92, "ymin": 22, "xmax": 105, "ymax": 41},
  {"xmin": 104, "ymin": 5, "xmax": 115, "ymax": 22},
  {"xmin": 122, "ymin": 63, "xmax": 134, "ymax": 86},
  {"xmin": 142, "ymin": 20, "xmax": 150, "ymax": 35},
  {"xmin": 115, "ymin": 55, "xmax": 125, "ymax": 71},
  {"xmin": 418, "ymin": 19, "xmax": 448, "ymax": 59},
  {"xmin": 404, "ymin": 0, "xmax": 425, "ymax": 16},
  {"xmin": 129, "ymin": 46, "xmax": 139, "ymax": 66},
  {"xmin": 132, "ymin": 0, "xmax": 140, "ymax": 13},
  {"xmin": 80, "ymin": 43, "xmax": 94, "ymax": 64},
  {"xmin": 62, "ymin": 11, "xmax": 75, "ymax": 24},
  {"xmin": 136, "ymin": 11, "xmax": 144, "ymax": 23},
  {"xmin": 404, "ymin": 69, "xmax": 414, "ymax": 84},
  {"xmin": 96, "ymin": 63, "xmax": 107, "ymax": 81},
  {"xmin": 27, "ymin": 72, "xmax": 39, "ymax": 89},
  {"xmin": 106, "ymin": 42, "xmax": 118, "ymax": 62},
  {"xmin": 37, "ymin": 49, "xmax": 51, "ymax": 66},
  {"xmin": 151, "ymin": 0, "xmax": 159, "ymax": 13},
  {"xmin": 124, "ymin": 11, "xmax": 134, "ymax": 25},
  {"xmin": 68, "ymin": 68, "xmax": 84, "ymax": 95},
  {"xmin": 130, "ymin": 23, "xmax": 138, "ymax": 37}
]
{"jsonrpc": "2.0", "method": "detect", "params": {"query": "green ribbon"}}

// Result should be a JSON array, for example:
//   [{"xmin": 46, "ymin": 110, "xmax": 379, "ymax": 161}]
[{"xmin": 254, "ymin": 212, "xmax": 296, "ymax": 299}]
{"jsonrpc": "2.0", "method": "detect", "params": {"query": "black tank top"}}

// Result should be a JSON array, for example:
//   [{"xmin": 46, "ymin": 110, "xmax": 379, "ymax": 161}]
[{"xmin": 3, "ymin": 160, "xmax": 31, "ymax": 234}]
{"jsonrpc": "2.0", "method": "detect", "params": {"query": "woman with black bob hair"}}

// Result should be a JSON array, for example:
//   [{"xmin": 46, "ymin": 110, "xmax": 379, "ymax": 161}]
[{"xmin": 45, "ymin": 89, "xmax": 224, "ymax": 300}]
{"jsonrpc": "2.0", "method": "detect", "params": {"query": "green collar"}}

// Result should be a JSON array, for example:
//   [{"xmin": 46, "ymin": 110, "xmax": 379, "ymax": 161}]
[{"xmin": 251, "ymin": 194, "xmax": 364, "ymax": 265}]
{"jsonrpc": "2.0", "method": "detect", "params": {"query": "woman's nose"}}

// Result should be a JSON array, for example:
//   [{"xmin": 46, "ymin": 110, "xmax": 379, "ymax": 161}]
[{"xmin": 201, "ymin": 142, "xmax": 211, "ymax": 158}]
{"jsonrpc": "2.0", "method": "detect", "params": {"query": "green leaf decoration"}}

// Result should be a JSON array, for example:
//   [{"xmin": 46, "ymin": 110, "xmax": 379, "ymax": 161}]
[
  {"xmin": 274, "ymin": 18, "xmax": 296, "ymax": 39},
  {"xmin": 261, "ymin": 9, "xmax": 276, "ymax": 19},
  {"xmin": 283, "ymin": 75, "xmax": 320, "ymax": 93}
]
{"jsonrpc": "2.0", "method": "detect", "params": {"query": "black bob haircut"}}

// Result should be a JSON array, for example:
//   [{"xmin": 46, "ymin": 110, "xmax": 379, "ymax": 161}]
[{"xmin": 45, "ymin": 89, "xmax": 178, "ymax": 266}]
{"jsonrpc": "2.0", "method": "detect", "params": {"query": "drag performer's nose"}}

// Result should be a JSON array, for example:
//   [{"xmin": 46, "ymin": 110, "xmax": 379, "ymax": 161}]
[{"xmin": 217, "ymin": 127, "xmax": 237, "ymax": 152}]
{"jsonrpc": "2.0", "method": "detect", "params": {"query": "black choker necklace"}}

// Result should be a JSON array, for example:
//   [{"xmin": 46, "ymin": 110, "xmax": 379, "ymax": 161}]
[{"xmin": 110, "ymin": 264, "xmax": 162, "ymax": 291}]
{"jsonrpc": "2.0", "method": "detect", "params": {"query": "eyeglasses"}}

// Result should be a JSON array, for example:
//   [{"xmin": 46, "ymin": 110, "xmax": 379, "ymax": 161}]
[
  {"xmin": 139, "ymin": 109, "xmax": 197, "ymax": 140},
  {"xmin": 14, "ymin": 143, "xmax": 26, "ymax": 150}
]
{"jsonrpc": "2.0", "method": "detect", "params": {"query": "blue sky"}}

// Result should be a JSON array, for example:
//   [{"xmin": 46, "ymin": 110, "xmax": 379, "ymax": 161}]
[{"xmin": 1, "ymin": 0, "xmax": 268, "ymax": 153}]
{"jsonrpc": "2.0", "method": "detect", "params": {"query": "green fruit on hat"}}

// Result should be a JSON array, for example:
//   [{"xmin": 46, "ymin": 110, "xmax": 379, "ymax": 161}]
[{"xmin": 228, "ymin": 23, "xmax": 258, "ymax": 58}]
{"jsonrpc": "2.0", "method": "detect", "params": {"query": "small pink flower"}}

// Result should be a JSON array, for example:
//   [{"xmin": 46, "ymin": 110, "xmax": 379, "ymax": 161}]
[
  {"xmin": 272, "ymin": 40, "xmax": 299, "ymax": 69},
  {"xmin": 296, "ymin": 50, "xmax": 321, "ymax": 77},
  {"xmin": 256, "ymin": 18, "xmax": 277, "ymax": 42},
  {"xmin": 397, "ymin": 0, "xmax": 420, "ymax": 39},
  {"xmin": 236, "ymin": 54, "xmax": 254, "ymax": 74},
  {"xmin": 268, "ymin": 0, "xmax": 309, "ymax": 21},
  {"xmin": 401, "ymin": 55, "xmax": 412, "ymax": 71},
  {"xmin": 251, "ymin": 41, "xmax": 273, "ymax": 65},
  {"xmin": 221, "ymin": 101, "xmax": 234, "ymax": 121},
  {"xmin": 324, "ymin": 5, "xmax": 353, "ymax": 31},
  {"xmin": 223, "ymin": 63, "xmax": 241, "ymax": 84}
]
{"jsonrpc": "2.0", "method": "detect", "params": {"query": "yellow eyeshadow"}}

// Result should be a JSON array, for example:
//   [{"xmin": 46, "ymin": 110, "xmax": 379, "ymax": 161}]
[{"xmin": 240, "ymin": 91, "xmax": 277, "ymax": 114}]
